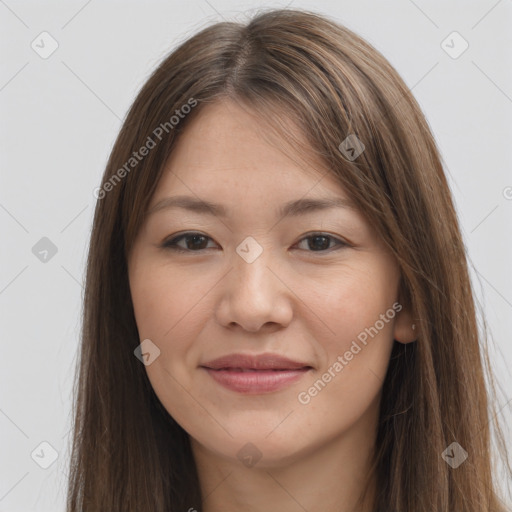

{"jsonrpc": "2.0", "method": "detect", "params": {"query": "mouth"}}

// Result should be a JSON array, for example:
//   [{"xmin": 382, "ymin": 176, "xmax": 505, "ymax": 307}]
[
  {"xmin": 201, "ymin": 367, "xmax": 312, "ymax": 394},
  {"xmin": 208, "ymin": 367, "xmax": 311, "ymax": 372},
  {"xmin": 200, "ymin": 358, "xmax": 312, "ymax": 393},
  {"xmin": 200, "ymin": 353, "xmax": 313, "ymax": 394},
  {"xmin": 201, "ymin": 352, "xmax": 312, "ymax": 371}
]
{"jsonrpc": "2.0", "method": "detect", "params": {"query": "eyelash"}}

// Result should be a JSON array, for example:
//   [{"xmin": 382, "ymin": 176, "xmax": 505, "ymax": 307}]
[{"xmin": 160, "ymin": 231, "xmax": 349, "ymax": 255}]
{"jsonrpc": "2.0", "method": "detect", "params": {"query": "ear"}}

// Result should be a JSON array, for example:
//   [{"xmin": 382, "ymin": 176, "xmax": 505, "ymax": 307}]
[
  {"xmin": 392, "ymin": 283, "xmax": 417, "ymax": 345},
  {"xmin": 393, "ymin": 307, "xmax": 416, "ymax": 344}
]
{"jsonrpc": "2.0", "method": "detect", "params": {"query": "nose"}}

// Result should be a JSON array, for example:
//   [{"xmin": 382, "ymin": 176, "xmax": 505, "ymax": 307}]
[{"xmin": 214, "ymin": 244, "xmax": 294, "ymax": 333}]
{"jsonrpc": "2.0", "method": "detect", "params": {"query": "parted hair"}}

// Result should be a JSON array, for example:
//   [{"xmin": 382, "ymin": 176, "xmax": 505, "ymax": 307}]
[{"xmin": 66, "ymin": 8, "xmax": 511, "ymax": 511}]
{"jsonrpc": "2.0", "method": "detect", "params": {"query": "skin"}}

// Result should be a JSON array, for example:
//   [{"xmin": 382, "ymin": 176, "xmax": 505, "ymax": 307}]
[{"xmin": 127, "ymin": 98, "xmax": 416, "ymax": 512}]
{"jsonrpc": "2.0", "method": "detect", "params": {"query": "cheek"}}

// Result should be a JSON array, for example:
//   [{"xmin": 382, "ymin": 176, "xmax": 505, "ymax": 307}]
[
  {"xmin": 295, "ymin": 297, "xmax": 395, "ymax": 444},
  {"xmin": 312, "ymin": 263, "xmax": 397, "ymax": 344},
  {"xmin": 129, "ymin": 267, "xmax": 209, "ymax": 429},
  {"xmin": 129, "ymin": 264, "xmax": 209, "ymax": 380},
  {"xmin": 302, "ymin": 260, "xmax": 398, "ymax": 404},
  {"xmin": 130, "ymin": 263, "xmax": 200, "ymax": 341},
  {"xmin": 130, "ymin": 275, "xmax": 170, "ymax": 339}
]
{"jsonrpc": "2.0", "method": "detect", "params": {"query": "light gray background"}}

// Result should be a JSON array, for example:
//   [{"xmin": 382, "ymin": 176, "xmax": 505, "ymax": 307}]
[{"xmin": 1, "ymin": 1, "xmax": 511, "ymax": 510}]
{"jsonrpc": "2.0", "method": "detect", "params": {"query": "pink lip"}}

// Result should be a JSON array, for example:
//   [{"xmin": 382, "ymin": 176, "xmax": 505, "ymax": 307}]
[
  {"xmin": 202, "ymin": 367, "xmax": 311, "ymax": 394},
  {"xmin": 201, "ymin": 353, "xmax": 311, "ymax": 371},
  {"xmin": 200, "ymin": 353, "xmax": 312, "ymax": 394}
]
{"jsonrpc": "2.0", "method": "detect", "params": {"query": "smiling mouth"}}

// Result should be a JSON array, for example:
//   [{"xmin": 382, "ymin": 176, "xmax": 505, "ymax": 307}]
[
  {"xmin": 211, "ymin": 367, "xmax": 310, "ymax": 372},
  {"xmin": 201, "ymin": 366, "xmax": 312, "ymax": 394}
]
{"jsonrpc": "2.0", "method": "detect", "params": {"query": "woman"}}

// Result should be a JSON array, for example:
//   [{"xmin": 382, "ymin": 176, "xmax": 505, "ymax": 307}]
[{"xmin": 66, "ymin": 8, "xmax": 511, "ymax": 511}]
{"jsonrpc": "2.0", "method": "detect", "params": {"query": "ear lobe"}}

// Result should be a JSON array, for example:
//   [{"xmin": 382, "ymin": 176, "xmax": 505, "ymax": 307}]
[
  {"xmin": 393, "ymin": 304, "xmax": 417, "ymax": 344},
  {"xmin": 393, "ymin": 280, "xmax": 417, "ymax": 344}
]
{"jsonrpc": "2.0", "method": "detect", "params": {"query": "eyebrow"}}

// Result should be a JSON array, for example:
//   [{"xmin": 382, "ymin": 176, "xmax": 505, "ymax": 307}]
[{"xmin": 147, "ymin": 195, "xmax": 357, "ymax": 219}]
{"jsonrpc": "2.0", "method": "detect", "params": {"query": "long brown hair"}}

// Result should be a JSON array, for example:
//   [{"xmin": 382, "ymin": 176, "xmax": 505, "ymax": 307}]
[{"xmin": 66, "ymin": 8, "xmax": 511, "ymax": 511}]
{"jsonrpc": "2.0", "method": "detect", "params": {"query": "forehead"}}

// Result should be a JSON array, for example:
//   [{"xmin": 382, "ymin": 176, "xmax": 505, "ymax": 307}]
[{"xmin": 153, "ymin": 99, "xmax": 347, "ymax": 203}]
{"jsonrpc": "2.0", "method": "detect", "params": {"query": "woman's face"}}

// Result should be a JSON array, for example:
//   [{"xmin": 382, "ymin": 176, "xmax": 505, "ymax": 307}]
[{"xmin": 128, "ymin": 99, "xmax": 414, "ymax": 468}]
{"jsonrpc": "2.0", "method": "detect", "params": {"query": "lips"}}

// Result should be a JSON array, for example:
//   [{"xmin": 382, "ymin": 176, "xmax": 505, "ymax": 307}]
[
  {"xmin": 201, "ymin": 353, "xmax": 312, "ymax": 371},
  {"xmin": 200, "ymin": 353, "xmax": 312, "ymax": 394}
]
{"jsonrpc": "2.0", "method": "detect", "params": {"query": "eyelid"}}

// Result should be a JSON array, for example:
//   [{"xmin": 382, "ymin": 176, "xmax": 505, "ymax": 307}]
[
  {"xmin": 296, "ymin": 232, "xmax": 350, "ymax": 250},
  {"xmin": 160, "ymin": 232, "xmax": 216, "ymax": 254},
  {"xmin": 160, "ymin": 231, "xmax": 351, "ymax": 253}
]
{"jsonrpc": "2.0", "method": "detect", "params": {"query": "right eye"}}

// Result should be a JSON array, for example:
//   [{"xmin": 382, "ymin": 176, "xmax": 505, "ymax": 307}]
[{"xmin": 161, "ymin": 232, "xmax": 218, "ymax": 253}]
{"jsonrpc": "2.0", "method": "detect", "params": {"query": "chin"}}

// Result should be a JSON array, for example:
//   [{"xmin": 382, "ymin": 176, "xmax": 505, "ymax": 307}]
[{"xmin": 191, "ymin": 425, "xmax": 312, "ymax": 470}]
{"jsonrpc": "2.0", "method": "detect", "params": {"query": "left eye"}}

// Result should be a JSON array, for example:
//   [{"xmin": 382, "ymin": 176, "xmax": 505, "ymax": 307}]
[
  {"xmin": 161, "ymin": 232, "xmax": 349, "ymax": 254},
  {"xmin": 295, "ymin": 233, "xmax": 347, "ymax": 252}
]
